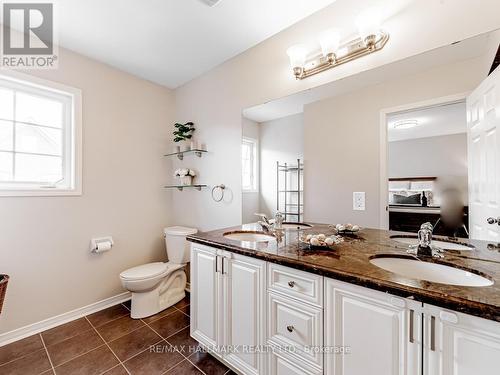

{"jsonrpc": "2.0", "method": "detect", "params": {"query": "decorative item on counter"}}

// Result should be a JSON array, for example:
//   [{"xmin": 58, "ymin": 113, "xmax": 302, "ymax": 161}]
[
  {"xmin": 173, "ymin": 122, "xmax": 195, "ymax": 152},
  {"xmin": 300, "ymin": 233, "xmax": 344, "ymax": 249},
  {"xmin": 0, "ymin": 274, "xmax": 9, "ymax": 314},
  {"xmin": 332, "ymin": 223, "xmax": 361, "ymax": 234},
  {"xmin": 174, "ymin": 168, "xmax": 196, "ymax": 186}
]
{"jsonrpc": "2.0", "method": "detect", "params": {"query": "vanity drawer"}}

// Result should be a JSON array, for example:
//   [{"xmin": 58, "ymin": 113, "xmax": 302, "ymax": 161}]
[
  {"xmin": 268, "ymin": 292, "xmax": 323, "ymax": 370},
  {"xmin": 267, "ymin": 263, "xmax": 323, "ymax": 306},
  {"xmin": 269, "ymin": 352, "xmax": 322, "ymax": 375}
]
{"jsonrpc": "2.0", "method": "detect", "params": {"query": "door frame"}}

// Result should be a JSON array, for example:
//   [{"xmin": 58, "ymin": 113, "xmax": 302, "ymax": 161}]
[{"xmin": 378, "ymin": 92, "xmax": 470, "ymax": 229}]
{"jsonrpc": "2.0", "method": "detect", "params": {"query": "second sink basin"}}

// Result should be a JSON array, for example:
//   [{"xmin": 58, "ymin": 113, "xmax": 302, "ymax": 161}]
[
  {"xmin": 223, "ymin": 231, "xmax": 275, "ymax": 242},
  {"xmin": 281, "ymin": 222, "xmax": 313, "ymax": 230},
  {"xmin": 390, "ymin": 235, "xmax": 475, "ymax": 251},
  {"xmin": 370, "ymin": 256, "xmax": 493, "ymax": 287}
]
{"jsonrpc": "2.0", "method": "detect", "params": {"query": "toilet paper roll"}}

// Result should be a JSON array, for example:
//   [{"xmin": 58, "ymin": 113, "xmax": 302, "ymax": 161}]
[{"xmin": 95, "ymin": 241, "xmax": 112, "ymax": 253}]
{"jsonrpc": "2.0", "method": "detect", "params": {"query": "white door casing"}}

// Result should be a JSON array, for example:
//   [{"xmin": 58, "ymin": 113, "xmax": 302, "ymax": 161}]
[{"xmin": 467, "ymin": 66, "xmax": 500, "ymax": 241}]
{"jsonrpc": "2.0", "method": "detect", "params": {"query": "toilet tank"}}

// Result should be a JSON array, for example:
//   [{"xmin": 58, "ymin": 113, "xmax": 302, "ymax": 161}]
[{"xmin": 164, "ymin": 226, "xmax": 198, "ymax": 264}]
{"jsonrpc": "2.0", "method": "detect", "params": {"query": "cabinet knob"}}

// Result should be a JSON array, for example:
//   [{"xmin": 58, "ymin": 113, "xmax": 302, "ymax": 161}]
[
  {"xmin": 288, "ymin": 281, "xmax": 296, "ymax": 288},
  {"xmin": 286, "ymin": 325, "xmax": 294, "ymax": 333}
]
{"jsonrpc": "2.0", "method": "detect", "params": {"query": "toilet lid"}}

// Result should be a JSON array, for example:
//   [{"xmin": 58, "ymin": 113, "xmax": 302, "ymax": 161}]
[{"xmin": 120, "ymin": 262, "xmax": 168, "ymax": 281}]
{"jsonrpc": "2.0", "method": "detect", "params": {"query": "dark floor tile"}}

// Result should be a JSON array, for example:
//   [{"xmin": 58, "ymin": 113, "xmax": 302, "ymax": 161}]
[
  {"xmin": 123, "ymin": 343, "xmax": 184, "ymax": 375},
  {"xmin": 46, "ymin": 328, "xmax": 103, "ymax": 366},
  {"xmin": 166, "ymin": 359, "xmax": 203, "ymax": 374},
  {"xmin": 142, "ymin": 306, "xmax": 177, "ymax": 324},
  {"xmin": 174, "ymin": 295, "xmax": 190, "ymax": 309},
  {"xmin": 54, "ymin": 345, "xmax": 118, "ymax": 375},
  {"xmin": 102, "ymin": 364, "xmax": 129, "ymax": 375},
  {"xmin": 148, "ymin": 310, "xmax": 189, "ymax": 339},
  {"xmin": 0, "ymin": 334, "xmax": 44, "ymax": 365},
  {"xmin": 0, "ymin": 348, "xmax": 51, "ymax": 375},
  {"xmin": 176, "ymin": 304, "xmax": 190, "ymax": 316},
  {"xmin": 86, "ymin": 304, "xmax": 129, "ymax": 327},
  {"xmin": 188, "ymin": 352, "xmax": 229, "ymax": 375},
  {"xmin": 108, "ymin": 326, "xmax": 162, "ymax": 361},
  {"xmin": 95, "ymin": 315, "xmax": 144, "ymax": 342},
  {"xmin": 165, "ymin": 327, "xmax": 198, "ymax": 356},
  {"xmin": 121, "ymin": 300, "xmax": 131, "ymax": 310},
  {"xmin": 41, "ymin": 318, "xmax": 92, "ymax": 346}
]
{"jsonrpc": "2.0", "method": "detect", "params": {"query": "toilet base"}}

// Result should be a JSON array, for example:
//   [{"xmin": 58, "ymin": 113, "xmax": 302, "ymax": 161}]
[{"xmin": 130, "ymin": 268, "xmax": 187, "ymax": 319}]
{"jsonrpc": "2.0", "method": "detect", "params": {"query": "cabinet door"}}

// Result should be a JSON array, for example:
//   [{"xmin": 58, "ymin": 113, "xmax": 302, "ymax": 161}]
[
  {"xmin": 190, "ymin": 245, "xmax": 220, "ymax": 349},
  {"xmin": 223, "ymin": 252, "xmax": 266, "ymax": 375},
  {"xmin": 425, "ymin": 304, "xmax": 500, "ymax": 375},
  {"xmin": 325, "ymin": 279, "xmax": 416, "ymax": 375}
]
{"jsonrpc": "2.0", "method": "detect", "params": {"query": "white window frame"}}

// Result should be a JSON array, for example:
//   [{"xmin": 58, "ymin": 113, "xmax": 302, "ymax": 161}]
[
  {"xmin": 0, "ymin": 71, "xmax": 82, "ymax": 196},
  {"xmin": 242, "ymin": 137, "xmax": 259, "ymax": 193}
]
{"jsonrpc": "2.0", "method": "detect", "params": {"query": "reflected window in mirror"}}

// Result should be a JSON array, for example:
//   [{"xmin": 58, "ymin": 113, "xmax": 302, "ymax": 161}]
[{"xmin": 242, "ymin": 137, "xmax": 258, "ymax": 192}]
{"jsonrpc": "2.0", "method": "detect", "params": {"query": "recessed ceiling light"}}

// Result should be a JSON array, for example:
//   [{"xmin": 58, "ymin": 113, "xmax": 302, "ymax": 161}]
[
  {"xmin": 393, "ymin": 119, "xmax": 419, "ymax": 129},
  {"xmin": 198, "ymin": 0, "xmax": 222, "ymax": 6}
]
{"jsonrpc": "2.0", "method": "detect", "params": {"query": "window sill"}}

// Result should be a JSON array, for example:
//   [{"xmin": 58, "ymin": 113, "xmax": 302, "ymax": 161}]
[
  {"xmin": 242, "ymin": 190, "xmax": 259, "ymax": 194},
  {"xmin": 0, "ymin": 188, "xmax": 82, "ymax": 197}
]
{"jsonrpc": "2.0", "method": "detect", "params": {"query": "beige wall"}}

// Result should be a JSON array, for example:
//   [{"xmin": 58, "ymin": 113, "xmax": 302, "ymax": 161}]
[
  {"xmin": 303, "ymin": 57, "xmax": 483, "ymax": 228},
  {"xmin": 259, "ymin": 114, "xmax": 304, "ymax": 219},
  {"xmin": 174, "ymin": 0, "xmax": 500, "ymax": 231},
  {"xmin": 242, "ymin": 117, "xmax": 260, "ymax": 224},
  {"xmin": 0, "ymin": 48, "xmax": 175, "ymax": 334}
]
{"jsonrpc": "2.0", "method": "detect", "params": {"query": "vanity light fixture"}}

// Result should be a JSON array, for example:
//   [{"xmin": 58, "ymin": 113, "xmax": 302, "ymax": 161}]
[
  {"xmin": 287, "ymin": 8, "xmax": 389, "ymax": 80},
  {"xmin": 393, "ymin": 119, "xmax": 419, "ymax": 130}
]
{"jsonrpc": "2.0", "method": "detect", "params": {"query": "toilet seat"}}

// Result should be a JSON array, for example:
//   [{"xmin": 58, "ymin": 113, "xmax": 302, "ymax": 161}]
[{"xmin": 120, "ymin": 262, "xmax": 181, "ymax": 282}]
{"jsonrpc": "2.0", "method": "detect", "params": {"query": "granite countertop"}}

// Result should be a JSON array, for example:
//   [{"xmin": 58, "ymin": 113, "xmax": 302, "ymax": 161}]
[{"xmin": 187, "ymin": 223, "xmax": 500, "ymax": 322}]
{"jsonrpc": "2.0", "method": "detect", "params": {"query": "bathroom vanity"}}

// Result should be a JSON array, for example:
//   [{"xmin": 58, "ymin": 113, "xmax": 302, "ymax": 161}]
[{"xmin": 187, "ymin": 224, "xmax": 500, "ymax": 375}]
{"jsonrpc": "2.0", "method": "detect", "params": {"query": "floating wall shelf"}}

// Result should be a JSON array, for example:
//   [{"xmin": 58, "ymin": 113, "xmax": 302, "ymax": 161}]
[
  {"xmin": 164, "ymin": 184, "xmax": 207, "ymax": 191},
  {"xmin": 164, "ymin": 149, "xmax": 207, "ymax": 160}
]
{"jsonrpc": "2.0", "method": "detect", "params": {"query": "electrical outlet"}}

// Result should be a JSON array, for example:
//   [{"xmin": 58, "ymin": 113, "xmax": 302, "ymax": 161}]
[{"xmin": 353, "ymin": 192, "xmax": 366, "ymax": 211}]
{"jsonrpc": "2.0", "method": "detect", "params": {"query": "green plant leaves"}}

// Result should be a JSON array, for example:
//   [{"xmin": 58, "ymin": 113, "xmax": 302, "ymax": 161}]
[{"xmin": 173, "ymin": 122, "xmax": 195, "ymax": 142}]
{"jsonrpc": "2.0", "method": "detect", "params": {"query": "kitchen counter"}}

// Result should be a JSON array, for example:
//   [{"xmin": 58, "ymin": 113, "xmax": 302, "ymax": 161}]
[{"xmin": 187, "ymin": 223, "xmax": 500, "ymax": 322}]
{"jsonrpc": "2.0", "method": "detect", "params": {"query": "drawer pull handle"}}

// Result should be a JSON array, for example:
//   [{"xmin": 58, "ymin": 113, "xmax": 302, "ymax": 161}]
[
  {"xmin": 430, "ymin": 316, "xmax": 436, "ymax": 351},
  {"xmin": 409, "ymin": 309, "xmax": 414, "ymax": 343},
  {"xmin": 286, "ymin": 325, "xmax": 294, "ymax": 333},
  {"xmin": 288, "ymin": 281, "xmax": 296, "ymax": 288}
]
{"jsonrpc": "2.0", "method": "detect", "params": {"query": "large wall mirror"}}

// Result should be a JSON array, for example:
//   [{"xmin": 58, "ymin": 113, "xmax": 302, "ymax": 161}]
[{"xmin": 240, "ymin": 29, "xmax": 500, "ymax": 242}]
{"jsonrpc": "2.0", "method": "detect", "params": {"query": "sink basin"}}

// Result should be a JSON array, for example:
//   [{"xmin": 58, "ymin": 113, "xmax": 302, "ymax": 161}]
[
  {"xmin": 370, "ymin": 256, "xmax": 493, "ymax": 287},
  {"xmin": 390, "ymin": 235, "xmax": 475, "ymax": 251},
  {"xmin": 281, "ymin": 222, "xmax": 313, "ymax": 231},
  {"xmin": 223, "ymin": 231, "xmax": 275, "ymax": 242}
]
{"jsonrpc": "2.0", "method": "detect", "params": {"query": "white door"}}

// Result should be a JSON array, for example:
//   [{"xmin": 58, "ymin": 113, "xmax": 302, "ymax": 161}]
[
  {"xmin": 325, "ymin": 279, "xmax": 417, "ymax": 375},
  {"xmin": 223, "ymin": 252, "xmax": 266, "ymax": 375},
  {"xmin": 425, "ymin": 304, "xmax": 500, "ymax": 375},
  {"xmin": 467, "ymin": 66, "xmax": 500, "ymax": 241},
  {"xmin": 190, "ymin": 245, "xmax": 220, "ymax": 349}
]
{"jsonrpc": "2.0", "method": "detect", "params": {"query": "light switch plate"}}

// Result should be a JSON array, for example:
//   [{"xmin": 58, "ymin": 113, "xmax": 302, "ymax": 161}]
[{"xmin": 353, "ymin": 192, "xmax": 366, "ymax": 211}]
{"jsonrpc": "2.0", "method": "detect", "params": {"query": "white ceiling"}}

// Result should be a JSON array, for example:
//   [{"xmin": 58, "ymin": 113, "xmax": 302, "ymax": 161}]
[
  {"xmin": 387, "ymin": 102, "xmax": 466, "ymax": 142},
  {"xmin": 243, "ymin": 31, "xmax": 495, "ymax": 123},
  {"xmin": 51, "ymin": 0, "xmax": 337, "ymax": 88}
]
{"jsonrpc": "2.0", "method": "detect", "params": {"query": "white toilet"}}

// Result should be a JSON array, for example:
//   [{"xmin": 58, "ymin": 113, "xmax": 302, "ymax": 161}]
[{"xmin": 120, "ymin": 226, "xmax": 197, "ymax": 319}]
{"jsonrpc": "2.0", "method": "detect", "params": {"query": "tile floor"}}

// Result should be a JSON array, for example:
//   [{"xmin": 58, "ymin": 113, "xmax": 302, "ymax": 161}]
[{"xmin": 0, "ymin": 295, "xmax": 235, "ymax": 375}]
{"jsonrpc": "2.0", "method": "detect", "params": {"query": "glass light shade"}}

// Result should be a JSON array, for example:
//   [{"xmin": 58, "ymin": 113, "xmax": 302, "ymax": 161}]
[
  {"xmin": 286, "ymin": 44, "xmax": 308, "ymax": 68},
  {"xmin": 318, "ymin": 29, "xmax": 341, "ymax": 57},
  {"xmin": 356, "ymin": 8, "xmax": 381, "ymax": 41}
]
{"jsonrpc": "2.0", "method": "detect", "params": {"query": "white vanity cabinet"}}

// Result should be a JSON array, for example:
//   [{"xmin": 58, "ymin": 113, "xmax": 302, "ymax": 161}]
[
  {"xmin": 324, "ymin": 278, "xmax": 421, "ymax": 375},
  {"xmin": 423, "ymin": 304, "xmax": 500, "ymax": 375},
  {"xmin": 191, "ymin": 243, "xmax": 500, "ymax": 375},
  {"xmin": 190, "ymin": 244, "xmax": 266, "ymax": 375}
]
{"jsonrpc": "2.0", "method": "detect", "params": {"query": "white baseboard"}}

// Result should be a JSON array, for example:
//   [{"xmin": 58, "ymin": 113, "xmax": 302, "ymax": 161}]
[{"xmin": 0, "ymin": 292, "xmax": 131, "ymax": 347}]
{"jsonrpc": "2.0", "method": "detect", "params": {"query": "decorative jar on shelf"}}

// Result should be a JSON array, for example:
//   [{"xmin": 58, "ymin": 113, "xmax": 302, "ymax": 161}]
[{"xmin": 180, "ymin": 175, "xmax": 193, "ymax": 186}]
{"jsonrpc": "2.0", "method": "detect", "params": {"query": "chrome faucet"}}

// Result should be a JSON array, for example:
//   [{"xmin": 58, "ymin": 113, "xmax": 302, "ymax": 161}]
[
  {"xmin": 408, "ymin": 222, "xmax": 444, "ymax": 258},
  {"xmin": 255, "ymin": 212, "xmax": 284, "ymax": 233}
]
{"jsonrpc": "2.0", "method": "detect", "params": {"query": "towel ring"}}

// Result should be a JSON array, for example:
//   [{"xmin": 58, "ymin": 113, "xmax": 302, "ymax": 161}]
[{"xmin": 212, "ymin": 184, "xmax": 226, "ymax": 202}]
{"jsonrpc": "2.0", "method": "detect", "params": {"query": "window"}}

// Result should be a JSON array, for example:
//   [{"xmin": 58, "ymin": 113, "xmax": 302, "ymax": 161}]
[
  {"xmin": 242, "ymin": 137, "xmax": 258, "ymax": 192},
  {"xmin": 0, "ymin": 73, "xmax": 81, "ymax": 196}
]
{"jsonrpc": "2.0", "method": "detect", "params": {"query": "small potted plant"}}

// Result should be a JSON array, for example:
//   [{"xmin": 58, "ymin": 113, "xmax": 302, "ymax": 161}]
[
  {"xmin": 175, "ymin": 168, "xmax": 196, "ymax": 186},
  {"xmin": 173, "ymin": 122, "xmax": 195, "ymax": 152}
]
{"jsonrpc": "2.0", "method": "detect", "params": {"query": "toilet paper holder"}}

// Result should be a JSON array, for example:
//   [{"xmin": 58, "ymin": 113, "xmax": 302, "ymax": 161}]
[{"xmin": 90, "ymin": 237, "xmax": 114, "ymax": 253}]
